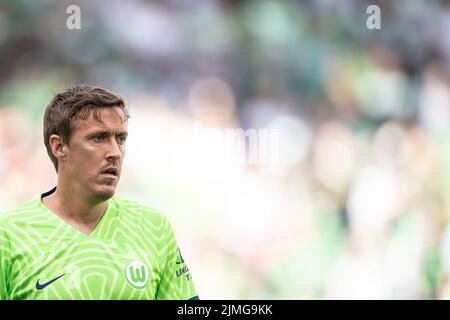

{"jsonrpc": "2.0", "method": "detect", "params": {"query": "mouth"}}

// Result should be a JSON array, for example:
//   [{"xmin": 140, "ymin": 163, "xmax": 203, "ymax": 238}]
[{"xmin": 100, "ymin": 167, "xmax": 119, "ymax": 180}]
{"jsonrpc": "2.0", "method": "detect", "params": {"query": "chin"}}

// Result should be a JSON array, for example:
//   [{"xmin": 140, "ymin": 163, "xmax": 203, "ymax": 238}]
[{"xmin": 95, "ymin": 187, "xmax": 116, "ymax": 201}]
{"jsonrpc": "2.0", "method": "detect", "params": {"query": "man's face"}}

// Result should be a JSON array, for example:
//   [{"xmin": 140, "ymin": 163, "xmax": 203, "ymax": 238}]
[{"xmin": 62, "ymin": 107, "xmax": 128, "ymax": 201}]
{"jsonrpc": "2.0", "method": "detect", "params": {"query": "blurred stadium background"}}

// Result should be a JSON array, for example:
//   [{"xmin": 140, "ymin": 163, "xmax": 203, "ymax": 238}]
[{"xmin": 1, "ymin": 0, "xmax": 450, "ymax": 299}]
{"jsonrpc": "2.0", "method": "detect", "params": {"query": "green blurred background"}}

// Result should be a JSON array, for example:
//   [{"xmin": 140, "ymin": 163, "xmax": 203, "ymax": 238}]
[{"xmin": 1, "ymin": 0, "xmax": 450, "ymax": 299}]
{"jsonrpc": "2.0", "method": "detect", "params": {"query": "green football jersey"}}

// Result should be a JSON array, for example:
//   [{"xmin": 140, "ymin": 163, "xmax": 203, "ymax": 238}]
[{"xmin": 0, "ymin": 189, "xmax": 198, "ymax": 300}]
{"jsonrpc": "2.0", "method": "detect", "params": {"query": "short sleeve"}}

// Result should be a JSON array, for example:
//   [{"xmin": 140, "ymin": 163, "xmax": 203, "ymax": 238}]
[
  {"xmin": 155, "ymin": 217, "xmax": 198, "ymax": 300},
  {"xmin": 0, "ymin": 225, "xmax": 11, "ymax": 300}
]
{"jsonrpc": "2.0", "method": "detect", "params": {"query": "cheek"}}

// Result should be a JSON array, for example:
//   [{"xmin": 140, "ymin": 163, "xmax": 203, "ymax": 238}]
[{"xmin": 68, "ymin": 146, "xmax": 101, "ymax": 171}]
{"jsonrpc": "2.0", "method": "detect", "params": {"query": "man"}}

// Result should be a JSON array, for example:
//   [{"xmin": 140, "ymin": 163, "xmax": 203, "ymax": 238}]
[{"xmin": 0, "ymin": 85, "xmax": 198, "ymax": 300}]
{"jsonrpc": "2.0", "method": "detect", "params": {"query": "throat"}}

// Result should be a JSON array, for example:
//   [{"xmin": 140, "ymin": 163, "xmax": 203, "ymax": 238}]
[{"xmin": 42, "ymin": 189, "xmax": 109, "ymax": 236}]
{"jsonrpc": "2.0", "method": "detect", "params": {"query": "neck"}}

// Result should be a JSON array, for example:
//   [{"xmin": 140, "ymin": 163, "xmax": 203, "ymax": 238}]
[{"xmin": 42, "ymin": 180, "xmax": 108, "ymax": 236}]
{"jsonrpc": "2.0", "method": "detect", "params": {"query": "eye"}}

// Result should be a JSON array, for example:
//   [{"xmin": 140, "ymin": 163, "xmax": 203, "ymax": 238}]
[
  {"xmin": 117, "ymin": 135, "xmax": 127, "ymax": 144},
  {"xmin": 92, "ymin": 135, "xmax": 106, "ymax": 142}
]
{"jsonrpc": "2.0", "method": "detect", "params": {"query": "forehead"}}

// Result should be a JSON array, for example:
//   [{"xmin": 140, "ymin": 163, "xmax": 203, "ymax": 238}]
[{"xmin": 73, "ymin": 107, "xmax": 128, "ymax": 133}]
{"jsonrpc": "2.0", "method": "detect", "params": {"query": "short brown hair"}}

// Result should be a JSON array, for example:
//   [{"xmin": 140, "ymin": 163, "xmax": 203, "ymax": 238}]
[{"xmin": 43, "ymin": 85, "xmax": 129, "ymax": 172}]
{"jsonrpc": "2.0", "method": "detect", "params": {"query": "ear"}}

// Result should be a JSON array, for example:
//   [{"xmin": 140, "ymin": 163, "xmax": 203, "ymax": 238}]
[{"xmin": 49, "ymin": 134, "xmax": 67, "ymax": 163}]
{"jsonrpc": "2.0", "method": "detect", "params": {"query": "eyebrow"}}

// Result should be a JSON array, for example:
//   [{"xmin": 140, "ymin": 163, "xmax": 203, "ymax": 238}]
[{"xmin": 86, "ymin": 130, "xmax": 128, "ymax": 138}]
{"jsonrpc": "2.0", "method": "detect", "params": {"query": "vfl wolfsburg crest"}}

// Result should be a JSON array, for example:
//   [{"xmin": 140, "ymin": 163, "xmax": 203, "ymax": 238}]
[{"xmin": 125, "ymin": 261, "xmax": 149, "ymax": 289}]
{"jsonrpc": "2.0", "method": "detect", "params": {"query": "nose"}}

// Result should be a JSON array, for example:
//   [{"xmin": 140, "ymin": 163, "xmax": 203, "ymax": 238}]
[{"xmin": 105, "ymin": 137, "xmax": 122, "ymax": 161}]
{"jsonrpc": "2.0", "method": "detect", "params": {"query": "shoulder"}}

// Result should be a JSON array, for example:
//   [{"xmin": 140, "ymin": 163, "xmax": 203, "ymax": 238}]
[
  {"xmin": 0, "ymin": 197, "xmax": 42, "ymax": 228},
  {"xmin": 111, "ymin": 197, "xmax": 171, "ymax": 227},
  {"xmin": 0, "ymin": 197, "xmax": 43, "ymax": 251}
]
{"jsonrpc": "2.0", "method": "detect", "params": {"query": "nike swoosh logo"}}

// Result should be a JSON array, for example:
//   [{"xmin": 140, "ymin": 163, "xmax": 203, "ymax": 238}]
[{"xmin": 36, "ymin": 273, "xmax": 65, "ymax": 290}]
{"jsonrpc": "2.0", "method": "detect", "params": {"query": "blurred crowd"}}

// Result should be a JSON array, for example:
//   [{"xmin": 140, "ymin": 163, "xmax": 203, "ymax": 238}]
[{"xmin": 1, "ymin": 0, "xmax": 450, "ymax": 299}]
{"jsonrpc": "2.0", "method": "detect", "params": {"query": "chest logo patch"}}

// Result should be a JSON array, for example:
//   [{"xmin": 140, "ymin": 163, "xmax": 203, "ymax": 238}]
[
  {"xmin": 125, "ymin": 261, "xmax": 149, "ymax": 289},
  {"xmin": 36, "ymin": 273, "xmax": 65, "ymax": 290}
]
